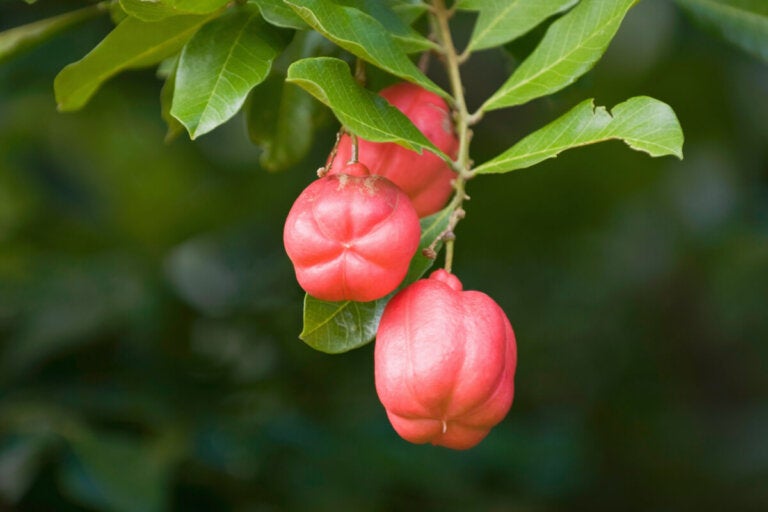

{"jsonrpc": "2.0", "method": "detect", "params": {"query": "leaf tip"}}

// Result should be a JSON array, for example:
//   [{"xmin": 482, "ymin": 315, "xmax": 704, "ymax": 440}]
[{"xmin": 54, "ymin": 99, "xmax": 79, "ymax": 113}]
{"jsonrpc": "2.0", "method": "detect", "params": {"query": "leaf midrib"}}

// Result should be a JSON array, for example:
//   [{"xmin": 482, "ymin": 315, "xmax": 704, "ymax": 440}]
[
  {"xmin": 475, "ymin": 100, "xmax": 681, "ymax": 173},
  {"xmin": 483, "ymin": 133, "xmax": 676, "ymax": 171},
  {"xmin": 192, "ymin": 12, "xmax": 259, "ymax": 137},
  {"xmin": 287, "ymin": 76, "xmax": 410, "ymax": 143},
  {"xmin": 302, "ymin": 300, "xmax": 354, "ymax": 338}
]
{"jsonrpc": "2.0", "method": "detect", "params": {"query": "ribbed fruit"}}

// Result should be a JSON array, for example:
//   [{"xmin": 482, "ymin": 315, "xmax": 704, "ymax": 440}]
[
  {"xmin": 327, "ymin": 82, "xmax": 459, "ymax": 217},
  {"xmin": 375, "ymin": 269, "xmax": 517, "ymax": 449},
  {"xmin": 283, "ymin": 163, "xmax": 421, "ymax": 302}
]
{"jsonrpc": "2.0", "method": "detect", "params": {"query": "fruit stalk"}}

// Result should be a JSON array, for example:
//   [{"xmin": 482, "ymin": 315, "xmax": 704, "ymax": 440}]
[{"xmin": 430, "ymin": 0, "xmax": 473, "ymax": 273}]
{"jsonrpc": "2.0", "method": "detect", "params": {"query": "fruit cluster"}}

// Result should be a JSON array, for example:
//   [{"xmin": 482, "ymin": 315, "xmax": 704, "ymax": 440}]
[{"xmin": 283, "ymin": 83, "xmax": 517, "ymax": 449}]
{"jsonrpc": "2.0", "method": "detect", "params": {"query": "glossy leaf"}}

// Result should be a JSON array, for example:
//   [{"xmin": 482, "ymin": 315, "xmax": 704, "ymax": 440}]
[
  {"xmin": 162, "ymin": 0, "xmax": 231, "ymax": 13},
  {"xmin": 342, "ymin": 0, "xmax": 435, "ymax": 53},
  {"xmin": 155, "ymin": 56, "xmax": 177, "ymax": 79},
  {"xmin": 248, "ymin": 0, "xmax": 309, "ymax": 29},
  {"xmin": 299, "ymin": 207, "xmax": 453, "ymax": 353},
  {"xmin": 108, "ymin": 2, "xmax": 129, "ymax": 24},
  {"xmin": 171, "ymin": 7, "xmax": 286, "ymax": 139},
  {"xmin": 284, "ymin": 0, "xmax": 443, "ymax": 96},
  {"xmin": 54, "ymin": 14, "xmax": 212, "ymax": 111},
  {"xmin": 402, "ymin": 205, "xmax": 454, "ymax": 285},
  {"xmin": 459, "ymin": 0, "xmax": 577, "ymax": 52},
  {"xmin": 159, "ymin": 62, "xmax": 184, "ymax": 143},
  {"xmin": 473, "ymin": 97, "xmax": 684, "ymax": 175},
  {"xmin": 172, "ymin": 0, "xmax": 231, "ymax": 9},
  {"xmin": 0, "ymin": 4, "xmax": 106, "ymax": 64},
  {"xmin": 247, "ymin": 31, "xmax": 331, "ymax": 170},
  {"xmin": 119, "ymin": 0, "xmax": 181, "ymax": 21},
  {"xmin": 247, "ymin": 74, "xmax": 319, "ymax": 171},
  {"xmin": 675, "ymin": 0, "xmax": 768, "ymax": 62},
  {"xmin": 119, "ymin": 0, "xmax": 229, "ymax": 21},
  {"xmin": 390, "ymin": 0, "xmax": 429, "ymax": 24},
  {"xmin": 286, "ymin": 57, "xmax": 443, "ymax": 158},
  {"xmin": 300, "ymin": 296, "xmax": 388, "ymax": 354},
  {"xmin": 481, "ymin": 0, "xmax": 637, "ymax": 111}
]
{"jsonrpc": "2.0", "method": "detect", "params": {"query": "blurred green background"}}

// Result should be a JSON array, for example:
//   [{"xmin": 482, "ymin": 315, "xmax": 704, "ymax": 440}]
[{"xmin": 1, "ymin": 1, "xmax": 767, "ymax": 511}]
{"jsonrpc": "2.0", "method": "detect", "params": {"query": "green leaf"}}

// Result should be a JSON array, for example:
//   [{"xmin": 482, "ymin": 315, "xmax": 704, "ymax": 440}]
[
  {"xmin": 286, "ymin": 57, "xmax": 443, "ymax": 157},
  {"xmin": 459, "ymin": 0, "xmax": 577, "ymax": 52},
  {"xmin": 247, "ymin": 31, "xmax": 332, "ymax": 170},
  {"xmin": 118, "ymin": 0, "xmax": 218, "ymax": 21},
  {"xmin": 171, "ymin": 6, "xmax": 287, "ymax": 139},
  {"xmin": 173, "ymin": 0, "xmax": 231, "ymax": 11},
  {"xmin": 54, "ymin": 14, "xmax": 212, "ymax": 112},
  {"xmin": 119, "ymin": 0, "xmax": 229, "ymax": 21},
  {"xmin": 299, "ymin": 207, "xmax": 452, "ymax": 354},
  {"xmin": 119, "ymin": 0, "xmax": 178, "ymax": 22},
  {"xmin": 284, "ymin": 0, "xmax": 444, "ymax": 97},
  {"xmin": 155, "ymin": 56, "xmax": 177, "ymax": 79},
  {"xmin": 473, "ymin": 96, "xmax": 684, "ymax": 175},
  {"xmin": 0, "ymin": 4, "xmax": 106, "ymax": 64},
  {"xmin": 247, "ymin": 75, "xmax": 320, "ymax": 171},
  {"xmin": 481, "ymin": 0, "xmax": 637, "ymax": 112},
  {"xmin": 160, "ymin": 61, "xmax": 184, "ymax": 143},
  {"xmin": 248, "ymin": 0, "xmax": 309, "ymax": 29},
  {"xmin": 390, "ymin": 0, "xmax": 429, "ymax": 24},
  {"xmin": 300, "ymin": 296, "xmax": 388, "ymax": 354},
  {"xmin": 109, "ymin": 1, "xmax": 130, "ymax": 24},
  {"xmin": 162, "ymin": 0, "xmax": 231, "ymax": 14},
  {"xmin": 341, "ymin": 0, "xmax": 435, "ymax": 53},
  {"xmin": 675, "ymin": 0, "xmax": 768, "ymax": 62},
  {"xmin": 402, "ymin": 206, "xmax": 453, "ymax": 285}
]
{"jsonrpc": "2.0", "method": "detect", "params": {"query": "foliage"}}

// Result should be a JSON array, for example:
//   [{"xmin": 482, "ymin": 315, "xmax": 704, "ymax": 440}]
[
  {"xmin": 473, "ymin": 96, "xmax": 684, "ymax": 174},
  {"xmin": 1, "ymin": 0, "xmax": 767, "ymax": 510},
  {"xmin": 3, "ymin": 0, "xmax": 690, "ymax": 355}
]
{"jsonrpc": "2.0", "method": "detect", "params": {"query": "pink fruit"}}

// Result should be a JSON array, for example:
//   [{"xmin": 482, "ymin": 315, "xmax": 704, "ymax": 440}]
[
  {"xmin": 327, "ymin": 82, "xmax": 459, "ymax": 218},
  {"xmin": 283, "ymin": 163, "xmax": 421, "ymax": 302},
  {"xmin": 375, "ymin": 269, "xmax": 517, "ymax": 449}
]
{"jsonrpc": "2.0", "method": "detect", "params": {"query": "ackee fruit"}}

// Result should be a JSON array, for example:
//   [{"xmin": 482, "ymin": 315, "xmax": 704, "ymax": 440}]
[
  {"xmin": 375, "ymin": 269, "xmax": 517, "ymax": 449},
  {"xmin": 283, "ymin": 163, "xmax": 421, "ymax": 302}
]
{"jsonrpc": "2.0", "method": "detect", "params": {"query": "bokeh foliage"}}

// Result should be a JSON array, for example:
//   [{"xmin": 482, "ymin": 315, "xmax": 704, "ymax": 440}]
[{"xmin": 1, "ymin": 0, "xmax": 768, "ymax": 511}]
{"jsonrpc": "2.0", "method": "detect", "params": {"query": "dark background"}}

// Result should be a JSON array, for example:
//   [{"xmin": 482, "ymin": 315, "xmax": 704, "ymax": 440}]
[{"xmin": 1, "ymin": 1, "xmax": 767, "ymax": 511}]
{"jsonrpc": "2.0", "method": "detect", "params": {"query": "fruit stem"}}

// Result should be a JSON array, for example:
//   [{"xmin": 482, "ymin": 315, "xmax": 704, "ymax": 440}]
[
  {"xmin": 431, "ymin": 0, "xmax": 472, "ymax": 272},
  {"xmin": 349, "ymin": 133, "xmax": 359, "ymax": 164},
  {"xmin": 321, "ymin": 130, "xmax": 343, "ymax": 176},
  {"xmin": 347, "ymin": 58, "xmax": 366, "ymax": 166},
  {"xmin": 444, "ymin": 240, "xmax": 455, "ymax": 273}
]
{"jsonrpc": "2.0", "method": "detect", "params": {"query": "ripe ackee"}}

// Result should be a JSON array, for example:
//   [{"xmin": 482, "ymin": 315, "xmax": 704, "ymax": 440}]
[
  {"xmin": 327, "ymin": 82, "xmax": 459, "ymax": 218},
  {"xmin": 283, "ymin": 163, "xmax": 420, "ymax": 303},
  {"xmin": 374, "ymin": 269, "xmax": 517, "ymax": 449}
]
